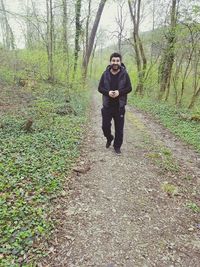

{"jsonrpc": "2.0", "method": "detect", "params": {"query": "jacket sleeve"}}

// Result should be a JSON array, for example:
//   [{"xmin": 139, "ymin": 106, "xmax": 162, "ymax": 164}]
[
  {"xmin": 118, "ymin": 73, "xmax": 132, "ymax": 96},
  {"xmin": 98, "ymin": 73, "xmax": 109, "ymax": 96}
]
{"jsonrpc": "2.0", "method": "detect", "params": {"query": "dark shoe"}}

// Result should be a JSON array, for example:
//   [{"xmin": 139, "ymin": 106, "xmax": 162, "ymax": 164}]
[
  {"xmin": 114, "ymin": 147, "xmax": 121, "ymax": 154},
  {"xmin": 106, "ymin": 135, "xmax": 114, "ymax": 148}
]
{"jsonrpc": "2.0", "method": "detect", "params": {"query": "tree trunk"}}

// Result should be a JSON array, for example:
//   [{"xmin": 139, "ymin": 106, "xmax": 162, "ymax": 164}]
[
  {"xmin": 85, "ymin": 0, "xmax": 92, "ymax": 59},
  {"xmin": 82, "ymin": 0, "xmax": 107, "ymax": 79},
  {"xmin": 30, "ymin": 0, "xmax": 42, "ymax": 48},
  {"xmin": 26, "ymin": 0, "xmax": 32, "ymax": 49},
  {"xmin": 178, "ymin": 24, "xmax": 195, "ymax": 106},
  {"xmin": 158, "ymin": 0, "xmax": 179, "ymax": 100},
  {"xmin": 115, "ymin": 1, "xmax": 126, "ymax": 55},
  {"xmin": 188, "ymin": 87, "xmax": 200, "ymax": 109},
  {"xmin": 62, "ymin": 0, "xmax": 70, "ymax": 88},
  {"xmin": 0, "ymin": 0, "xmax": 15, "ymax": 50},
  {"xmin": 179, "ymin": 52, "xmax": 192, "ymax": 106},
  {"xmin": 188, "ymin": 50, "xmax": 200, "ymax": 109},
  {"xmin": 128, "ymin": 0, "xmax": 147, "ymax": 95},
  {"xmin": 73, "ymin": 0, "xmax": 82, "ymax": 79},
  {"xmin": 89, "ymin": 39, "xmax": 97, "ymax": 78},
  {"xmin": 46, "ymin": 0, "xmax": 54, "ymax": 82}
]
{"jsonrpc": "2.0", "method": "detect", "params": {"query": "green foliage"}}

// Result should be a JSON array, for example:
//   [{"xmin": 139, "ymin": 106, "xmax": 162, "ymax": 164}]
[
  {"xmin": 95, "ymin": 21, "xmax": 200, "ymax": 110},
  {"xmin": 129, "ymin": 95, "xmax": 200, "ymax": 152},
  {"xmin": 186, "ymin": 202, "xmax": 200, "ymax": 213},
  {"xmin": 0, "ymin": 50, "xmax": 17, "ymax": 84},
  {"xmin": 146, "ymin": 145, "xmax": 179, "ymax": 173},
  {"xmin": 17, "ymin": 50, "xmax": 49, "ymax": 81},
  {"xmin": 0, "ymin": 48, "xmax": 76, "ymax": 86},
  {"xmin": 0, "ymin": 82, "xmax": 90, "ymax": 266},
  {"xmin": 17, "ymin": 49, "xmax": 76, "ymax": 84},
  {"xmin": 0, "ymin": 66, "xmax": 15, "ymax": 84},
  {"xmin": 162, "ymin": 182, "xmax": 178, "ymax": 196}
]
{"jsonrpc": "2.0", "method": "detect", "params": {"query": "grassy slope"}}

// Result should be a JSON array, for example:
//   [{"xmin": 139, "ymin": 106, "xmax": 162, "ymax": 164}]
[
  {"xmin": 0, "ymin": 83, "xmax": 90, "ymax": 267},
  {"xmin": 129, "ymin": 95, "xmax": 200, "ymax": 153}
]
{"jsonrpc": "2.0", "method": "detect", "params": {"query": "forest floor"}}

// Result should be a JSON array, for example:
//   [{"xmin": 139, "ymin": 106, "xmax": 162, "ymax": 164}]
[{"xmin": 40, "ymin": 90, "xmax": 200, "ymax": 267}]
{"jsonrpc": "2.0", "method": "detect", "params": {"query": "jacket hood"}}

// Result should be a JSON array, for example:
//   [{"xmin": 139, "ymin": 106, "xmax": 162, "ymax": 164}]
[{"xmin": 106, "ymin": 62, "xmax": 126, "ymax": 70}]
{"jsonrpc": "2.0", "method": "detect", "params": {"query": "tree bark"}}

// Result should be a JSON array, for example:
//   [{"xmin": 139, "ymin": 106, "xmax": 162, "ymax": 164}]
[
  {"xmin": 158, "ymin": 0, "xmax": 179, "ymax": 100},
  {"xmin": 128, "ymin": 0, "xmax": 147, "ymax": 95},
  {"xmin": 85, "ymin": 0, "xmax": 92, "ymax": 58},
  {"xmin": 188, "ymin": 50, "xmax": 200, "ymax": 109},
  {"xmin": 82, "ymin": 0, "xmax": 107, "ymax": 79},
  {"xmin": 115, "ymin": 1, "xmax": 126, "ymax": 54},
  {"xmin": 46, "ymin": 0, "xmax": 54, "ymax": 82},
  {"xmin": 0, "ymin": 0, "xmax": 15, "ymax": 50},
  {"xmin": 73, "ymin": 0, "xmax": 82, "ymax": 78},
  {"xmin": 62, "ymin": 0, "xmax": 70, "ymax": 87},
  {"xmin": 188, "ymin": 87, "xmax": 200, "ymax": 109}
]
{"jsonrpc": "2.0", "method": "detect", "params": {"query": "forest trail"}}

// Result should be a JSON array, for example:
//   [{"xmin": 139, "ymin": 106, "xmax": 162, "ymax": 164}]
[{"xmin": 41, "ymin": 89, "xmax": 200, "ymax": 267}]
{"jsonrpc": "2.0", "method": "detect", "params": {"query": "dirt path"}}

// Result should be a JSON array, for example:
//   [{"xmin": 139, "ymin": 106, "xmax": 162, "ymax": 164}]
[{"xmin": 40, "ymin": 91, "xmax": 200, "ymax": 267}]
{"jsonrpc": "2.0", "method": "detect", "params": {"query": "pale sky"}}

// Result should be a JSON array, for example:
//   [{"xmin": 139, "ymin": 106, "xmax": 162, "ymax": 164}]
[{"xmin": 2, "ymin": 0, "xmax": 153, "ymax": 49}]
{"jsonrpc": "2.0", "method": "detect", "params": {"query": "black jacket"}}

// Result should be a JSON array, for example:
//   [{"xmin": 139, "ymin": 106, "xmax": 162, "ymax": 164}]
[{"xmin": 98, "ymin": 63, "xmax": 132, "ymax": 108}]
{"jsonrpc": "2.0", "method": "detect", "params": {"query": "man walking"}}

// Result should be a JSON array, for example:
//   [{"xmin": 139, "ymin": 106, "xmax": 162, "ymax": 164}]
[{"xmin": 98, "ymin": 52, "xmax": 132, "ymax": 154}]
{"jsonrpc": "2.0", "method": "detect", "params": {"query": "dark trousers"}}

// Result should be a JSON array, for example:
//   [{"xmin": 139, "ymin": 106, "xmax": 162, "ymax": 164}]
[{"xmin": 101, "ymin": 105, "xmax": 125, "ymax": 149}]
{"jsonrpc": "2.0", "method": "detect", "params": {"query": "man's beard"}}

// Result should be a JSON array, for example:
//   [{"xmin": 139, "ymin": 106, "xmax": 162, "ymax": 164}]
[{"xmin": 111, "ymin": 64, "xmax": 120, "ymax": 71}]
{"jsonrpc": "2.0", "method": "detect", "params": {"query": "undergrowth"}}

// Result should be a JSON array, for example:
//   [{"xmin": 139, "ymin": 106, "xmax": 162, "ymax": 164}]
[
  {"xmin": 129, "ymin": 95, "xmax": 200, "ymax": 153},
  {"xmin": 0, "ymin": 83, "xmax": 90, "ymax": 266}
]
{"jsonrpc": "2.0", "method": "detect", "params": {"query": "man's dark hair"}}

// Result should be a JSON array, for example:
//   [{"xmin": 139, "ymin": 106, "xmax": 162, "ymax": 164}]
[{"xmin": 110, "ymin": 52, "xmax": 122, "ymax": 62}]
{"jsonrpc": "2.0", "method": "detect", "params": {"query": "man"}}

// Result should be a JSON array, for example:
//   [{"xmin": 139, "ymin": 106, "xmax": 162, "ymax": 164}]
[{"xmin": 98, "ymin": 52, "xmax": 132, "ymax": 154}]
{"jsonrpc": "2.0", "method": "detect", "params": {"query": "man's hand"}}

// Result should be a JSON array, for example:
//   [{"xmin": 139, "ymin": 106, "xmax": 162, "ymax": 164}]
[
  {"xmin": 109, "ymin": 91, "xmax": 115, "ymax": 98},
  {"xmin": 109, "ymin": 90, "xmax": 119, "ymax": 98},
  {"xmin": 113, "ymin": 90, "xmax": 119, "ymax": 98}
]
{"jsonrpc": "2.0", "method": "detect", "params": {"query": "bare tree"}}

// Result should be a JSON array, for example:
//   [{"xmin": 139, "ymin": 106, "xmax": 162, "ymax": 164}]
[
  {"xmin": 114, "ymin": 0, "xmax": 127, "ymax": 54},
  {"xmin": 85, "ymin": 0, "xmax": 92, "ymax": 58},
  {"xmin": 158, "ymin": 0, "xmax": 180, "ymax": 100},
  {"xmin": 46, "ymin": 0, "xmax": 54, "ymax": 81},
  {"xmin": 128, "ymin": 0, "xmax": 147, "ymax": 95},
  {"xmin": 73, "ymin": 0, "xmax": 82, "ymax": 78},
  {"xmin": 62, "ymin": 0, "xmax": 70, "ymax": 86},
  {"xmin": 188, "ymin": 48, "xmax": 200, "ymax": 109},
  {"xmin": 0, "ymin": 0, "xmax": 15, "ymax": 50},
  {"xmin": 82, "ymin": 0, "xmax": 107, "ymax": 79}
]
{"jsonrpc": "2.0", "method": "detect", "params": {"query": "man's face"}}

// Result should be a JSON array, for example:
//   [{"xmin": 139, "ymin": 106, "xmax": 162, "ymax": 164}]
[{"xmin": 110, "ymin": 57, "xmax": 121, "ymax": 71}]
